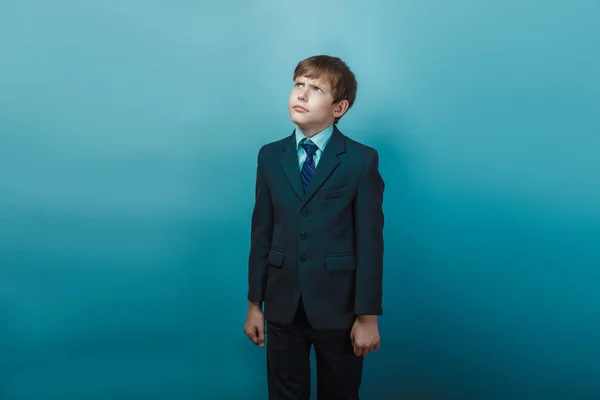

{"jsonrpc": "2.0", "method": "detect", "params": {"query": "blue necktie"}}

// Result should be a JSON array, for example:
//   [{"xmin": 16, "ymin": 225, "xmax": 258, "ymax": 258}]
[{"xmin": 300, "ymin": 139, "xmax": 318, "ymax": 192}]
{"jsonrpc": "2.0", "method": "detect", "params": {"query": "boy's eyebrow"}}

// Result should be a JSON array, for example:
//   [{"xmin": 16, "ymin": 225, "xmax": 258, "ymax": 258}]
[{"xmin": 295, "ymin": 78, "xmax": 330, "ymax": 90}]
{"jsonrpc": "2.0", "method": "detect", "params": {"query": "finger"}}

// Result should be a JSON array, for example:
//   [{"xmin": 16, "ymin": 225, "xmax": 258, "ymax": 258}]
[
  {"xmin": 354, "ymin": 345, "xmax": 362, "ymax": 356},
  {"xmin": 248, "ymin": 328, "xmax": 259, "ymax": 345},
  {"xmin": 361, "ymin": 347, "xmax": 370, "ymax": 357},
  {"xmin": 364, "ymin": 344, "xmax": 377, "ymax": 357},
  {"xmin": 374, "ymin": 342, "xmax": 381, "ymax": 351},
  {"xmin": 258, "ymin": 326, "xmax": 265, "ymax": 347}
]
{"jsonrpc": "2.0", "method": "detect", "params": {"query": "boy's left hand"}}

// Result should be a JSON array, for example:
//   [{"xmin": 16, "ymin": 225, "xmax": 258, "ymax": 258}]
[{"xmin": 350, "ymin": 315, "xmax": 381, "ymax": 357}]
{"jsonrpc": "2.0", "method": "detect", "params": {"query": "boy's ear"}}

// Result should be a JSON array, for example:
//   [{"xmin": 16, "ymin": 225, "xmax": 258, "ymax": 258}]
[{"xmin": 333, "ymin": 100, "xmax": 349, "ymax": 118}]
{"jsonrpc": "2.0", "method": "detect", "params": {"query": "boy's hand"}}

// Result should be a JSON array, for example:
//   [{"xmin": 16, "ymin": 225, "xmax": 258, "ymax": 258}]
[
  {"xmin": 350, "ymin": 315, "xmax": 380, "ymax": 357},
  {"xmin": 244, "ymin": 302, "xmax": 265, "ymax": 347}
]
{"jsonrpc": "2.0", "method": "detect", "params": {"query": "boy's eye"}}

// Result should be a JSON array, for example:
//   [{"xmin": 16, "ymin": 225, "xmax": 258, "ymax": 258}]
[{"xmin": 313, "ymin": 87, "xmax": 321, "ymax": 91}]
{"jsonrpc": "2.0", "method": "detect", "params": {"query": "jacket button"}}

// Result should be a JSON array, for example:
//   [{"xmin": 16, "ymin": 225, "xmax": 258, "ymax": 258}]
[
  {"xmin": 300, "ymin": 232, "xmax": 308, "ymax": 240},
  {"xmin": 299, "ymin": 254, "xmax": 307, "ymax": 263},
  {"xmin": 301, "ymin": 209, "xmax": 309, "ymax": 217}
]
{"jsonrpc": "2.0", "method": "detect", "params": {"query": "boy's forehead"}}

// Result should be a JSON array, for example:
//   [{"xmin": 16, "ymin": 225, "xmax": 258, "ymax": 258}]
[{"xmin": 296, "ymin": 74, "xmax": 331, "ymax": 88}]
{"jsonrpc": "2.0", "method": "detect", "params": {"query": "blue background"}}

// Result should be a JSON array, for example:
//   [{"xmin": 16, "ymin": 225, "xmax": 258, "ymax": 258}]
[{"xmin": 1, "ymin": 1, "xmax": 599, "ymax": 398}]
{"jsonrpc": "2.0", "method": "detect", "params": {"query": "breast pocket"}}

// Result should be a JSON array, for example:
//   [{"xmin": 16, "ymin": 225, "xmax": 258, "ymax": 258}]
[{"xmin": 321, "ymin": 186, "xmax": 349, "ymax": 200}]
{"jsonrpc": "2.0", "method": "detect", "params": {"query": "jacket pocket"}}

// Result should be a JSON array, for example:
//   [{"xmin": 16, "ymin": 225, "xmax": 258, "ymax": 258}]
[
  {"xmin": 325, "ymin": 253, "xmax": 356, "ymax": 272},
  {"xmin": 267, "ymin": 247, "xmax": 285, "ymax": 268},
  {"xmin": 321, "ymin": 186, "xmax": 349, "ymax": 200}
]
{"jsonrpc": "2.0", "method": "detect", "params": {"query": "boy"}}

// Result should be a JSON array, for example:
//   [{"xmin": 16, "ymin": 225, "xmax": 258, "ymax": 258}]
[{"xmin": 244, "ymin": 55, "xmax": 385, "ymax": 399}]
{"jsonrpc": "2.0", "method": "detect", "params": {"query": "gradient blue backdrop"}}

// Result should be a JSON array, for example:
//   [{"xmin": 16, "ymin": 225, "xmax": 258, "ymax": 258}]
[{"xmin": 1, "ymin": 1, "xmax": 599, "ymax": 399}]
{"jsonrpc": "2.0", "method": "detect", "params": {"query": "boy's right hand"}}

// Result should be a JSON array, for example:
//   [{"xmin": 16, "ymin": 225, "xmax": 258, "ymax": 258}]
[{"xmin": 244, "ymin": 302, "xmax": 265, "ymax": 347}]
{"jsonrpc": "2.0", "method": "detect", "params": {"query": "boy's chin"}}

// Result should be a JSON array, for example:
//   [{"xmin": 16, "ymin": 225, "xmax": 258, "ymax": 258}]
[{"xmin": 289, "ymin": 114, "xmax": 309, "ymax": 125}]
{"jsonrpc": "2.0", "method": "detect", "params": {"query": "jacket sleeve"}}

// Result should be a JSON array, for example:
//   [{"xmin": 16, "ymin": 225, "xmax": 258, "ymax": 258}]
[
  {"xmin": 247, "ymin": 146, "xmax": 274, "ymax": 303},
  {"xmin": 353, "ymin": 149, "xmax": 385, "ymax": 316}
]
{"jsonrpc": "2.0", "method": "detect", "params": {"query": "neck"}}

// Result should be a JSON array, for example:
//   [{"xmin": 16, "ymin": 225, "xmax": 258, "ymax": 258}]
[{"xmin": 297, "ymin": 122, "xmax": 334, "ymax": 138}]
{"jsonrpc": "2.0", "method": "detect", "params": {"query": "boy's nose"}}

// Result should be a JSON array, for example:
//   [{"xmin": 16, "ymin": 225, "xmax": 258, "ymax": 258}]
[{"xmin": 298, "ymin": 88, "xmax": 308, "ymax": 101}]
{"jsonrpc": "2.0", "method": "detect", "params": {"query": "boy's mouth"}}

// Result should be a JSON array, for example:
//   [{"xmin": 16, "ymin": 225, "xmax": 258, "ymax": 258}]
[{"xmin": 293, "ymin": 105, "xmax": 308, "ymax": 112}]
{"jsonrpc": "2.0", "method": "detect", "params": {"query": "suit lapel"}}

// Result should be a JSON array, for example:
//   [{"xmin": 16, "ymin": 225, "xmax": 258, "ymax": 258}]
[
  {"xmin": 304, "ymin": 126, "xmax": 345, "ymax": 203},
  {"xmin": 281, "ymin": 131, "xmax": 305, "ymax": 200}
]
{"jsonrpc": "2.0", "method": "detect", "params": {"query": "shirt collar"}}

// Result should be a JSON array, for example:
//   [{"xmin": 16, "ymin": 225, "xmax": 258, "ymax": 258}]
[{"xmin": 294, "ymin": 124, "xmax": 335, "ymax": 151}]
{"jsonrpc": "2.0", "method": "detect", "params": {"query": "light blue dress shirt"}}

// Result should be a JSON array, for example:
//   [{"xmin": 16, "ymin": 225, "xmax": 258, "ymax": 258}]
[{"xmin": 294, "ymin": 124, "xmax": 334, "ymax": 168}]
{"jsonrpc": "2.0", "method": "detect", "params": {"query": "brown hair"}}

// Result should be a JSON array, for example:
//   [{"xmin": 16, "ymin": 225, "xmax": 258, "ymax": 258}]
[{"xmin": 293, "ymin": 55, "xmax": 358, "ymax": 124}]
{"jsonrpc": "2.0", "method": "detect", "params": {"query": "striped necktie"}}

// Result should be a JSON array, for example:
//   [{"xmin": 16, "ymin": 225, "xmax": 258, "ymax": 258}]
[{"xmin": 300, "ymin": 139, "xmax": 318, "ymax": 192}]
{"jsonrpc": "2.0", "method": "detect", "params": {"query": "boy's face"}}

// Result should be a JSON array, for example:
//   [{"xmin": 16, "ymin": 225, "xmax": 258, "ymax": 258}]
[{"xmin": 288, "ymin": 74, "xmax": 347, "ymax": 136}]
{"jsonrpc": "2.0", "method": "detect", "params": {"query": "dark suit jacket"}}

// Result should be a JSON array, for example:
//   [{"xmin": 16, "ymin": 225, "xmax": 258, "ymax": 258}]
[{"xmin": 248, "ymin": 126, "xmax": 384, "ymax": 330}]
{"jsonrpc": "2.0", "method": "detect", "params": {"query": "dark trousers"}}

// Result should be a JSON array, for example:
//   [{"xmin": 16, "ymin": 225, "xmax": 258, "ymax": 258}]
[{"xmin": 266, "ymin": 299, "xmax": 363, "ymax": 400}]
